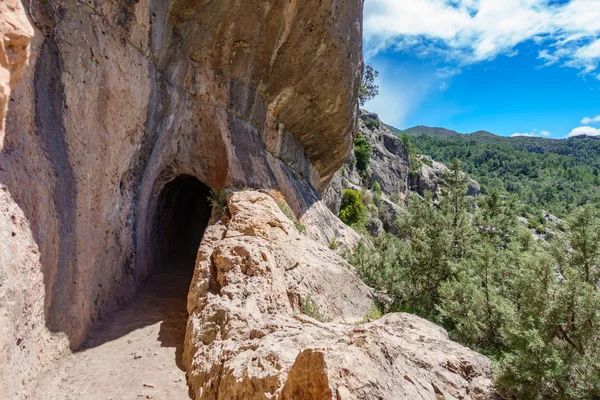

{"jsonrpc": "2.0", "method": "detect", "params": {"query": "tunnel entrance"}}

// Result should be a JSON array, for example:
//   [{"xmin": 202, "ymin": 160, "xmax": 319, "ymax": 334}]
[
  {"xmin": 69, "ymin": 176, "xmax": 213, "ymax": 390},
  {"xmin": 155, "ymin": 176, "xmax": 212, "ymax": 274}
]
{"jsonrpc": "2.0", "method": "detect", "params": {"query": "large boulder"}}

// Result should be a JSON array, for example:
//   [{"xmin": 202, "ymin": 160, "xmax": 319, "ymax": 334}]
[{"xmin": 184, "ymin": 190, "xmax": 494, "ymax": 399}]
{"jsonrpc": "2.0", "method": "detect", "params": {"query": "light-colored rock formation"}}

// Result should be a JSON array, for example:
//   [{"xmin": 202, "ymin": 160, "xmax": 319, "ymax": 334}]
[
  {"xmin": 184, "ymin": 190, "xmax": 494, "ymax": 399},
  {"xmin": 0, "ymin": 0, "xmax": 32, "ymax": 154},
  {"xmin": 0, "ymin": 0, "xmax": 33, "ymax": 143},
  {"xmin": 1, "ymin": 0, "xmax": 363, "ymax": 395},
  {"xmin": 324, "ymin": 111, "xmax": 411, "ymax": 235},
  {"xmin": 324, "ymin": 110, "xmax": 411, "ymax": 215},
  {"xmin": 324, "ymin": 111, "xmax": 480, "ymax": 235},
  {"xmin": 410, "ymin": 156, "xmax": 481, "ymax": 198}
]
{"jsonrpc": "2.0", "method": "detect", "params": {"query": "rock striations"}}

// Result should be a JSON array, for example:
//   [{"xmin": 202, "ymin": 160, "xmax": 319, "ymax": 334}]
[{"xmin": 0, "ymin": 1, "xmax": 493, "ymax": 399}]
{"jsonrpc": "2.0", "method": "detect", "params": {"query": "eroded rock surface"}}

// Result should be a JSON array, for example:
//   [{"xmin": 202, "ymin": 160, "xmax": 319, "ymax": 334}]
[
  {"xmin": 184, "ymin": 190, "xmax": 494, "ymax": 399},
  {"xmin": 0, "ymin": 2, "xmax": 69, "ymax": 398},
  {"xmin": 0, "ymin": 0, "xmax": 33, "ymax": 141},
  {"xmin": 2, "ymin": 0, "xmax": 363, "ymax": 352}
]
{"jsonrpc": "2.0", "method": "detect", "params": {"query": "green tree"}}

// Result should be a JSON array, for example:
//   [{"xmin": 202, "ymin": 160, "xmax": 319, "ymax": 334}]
[
  {"xmin": 348, "ymin": 185, "xmax": 600, "ymax": 399},
  {"xmin": 339, "ymin": 189, "xmax": 365, "ymax": 226},
  {"xmin": 401, "ymin": 133, "xmax": 422, "ymax": 173},
  {"xmin": 354, "ymin": 132, "xmax": 372, "ymax": 174},
  {"xmin": 358, "ymin": 64, "xmax": 379, "ymax": 106},
  {"xmin": 372, "ymin": 181, "xmax": 382, "ymax": 208},
  {"xmin": 439, "ymin": 160, "xmax": 475, "ymax": 259}
]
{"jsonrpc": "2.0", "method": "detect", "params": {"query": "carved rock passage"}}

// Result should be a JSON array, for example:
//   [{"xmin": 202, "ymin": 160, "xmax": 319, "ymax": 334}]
[
  {"xmin": 183, "ymin": 191, "xmax": 493, "ymax": 399},
  {"xmin": 1, "ymin": 0, "xmax": 363, "ymax": 354}
]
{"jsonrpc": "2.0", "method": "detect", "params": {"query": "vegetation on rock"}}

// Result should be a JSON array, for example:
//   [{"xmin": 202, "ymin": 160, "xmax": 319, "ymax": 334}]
[
  {"xmin": 339, "ymin": 189, "xmax": 365, "ymax": 226},
  {"xmin": 208, "ymin": 189, "xmax": 229, "ymax": 214},
  {"xmin": 358, "ymin": 64, "xmax": 379, "ymax": 106},
  {"xmin": 354, "ymin": 132, "xmax": 372, "ymax": 174}
]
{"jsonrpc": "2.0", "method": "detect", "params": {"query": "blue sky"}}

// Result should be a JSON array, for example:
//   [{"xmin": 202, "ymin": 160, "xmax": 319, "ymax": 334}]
[{"xmin": 362, "ymin": 0, "xmax": 600, "ymax": 139}]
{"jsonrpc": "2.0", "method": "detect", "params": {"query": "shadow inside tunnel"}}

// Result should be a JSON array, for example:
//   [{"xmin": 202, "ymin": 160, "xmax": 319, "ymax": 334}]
[{"xmin": 75, "ymin": 176, "xmax": 212, "ymax": 373}]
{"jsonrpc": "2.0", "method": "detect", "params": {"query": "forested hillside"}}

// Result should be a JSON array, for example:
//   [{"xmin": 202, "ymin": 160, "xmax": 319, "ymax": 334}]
[
  {"xmin": 395, "ymin": 126, "xmax": 600, "ymax": 216},
  {"xmin": 348, "ymin": 162, "xmax": 600, "ymax": 399},
  {"xmin": 337, "ymin": 114, "xmax": 600, "ymax": 399}
]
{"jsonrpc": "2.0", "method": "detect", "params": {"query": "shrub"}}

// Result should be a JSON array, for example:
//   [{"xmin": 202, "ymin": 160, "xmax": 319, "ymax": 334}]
[
  {"xmin": 354, "ymin": 133, "xmax": 372, "ymax": 174},
  {"xmin": 367, "ymin": 306, "xmax": 383, "ymax": 321},
  {"xmin": 302, "ymin": 295, "xmax": 328, "ymax": 322},
  {"xmin": 373, "ymin": 181, "xmax": 382, "ymax": 208},
  {"xmin": 208, "ymin": 189, "xmax": 228, "ymax": 214},
  {"xmin": 401, "ymin": 133, "xmax": 422, "ymax": 173},
  {"xmin": 365, "ymin": 119, "xmax": 380, "ymax": 130},
  {"xmin": 339, "ymin": 189, "xmax": 365, "ymax": 226}
]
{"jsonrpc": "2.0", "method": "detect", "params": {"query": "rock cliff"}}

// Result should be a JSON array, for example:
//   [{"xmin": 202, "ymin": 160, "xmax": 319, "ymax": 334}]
[
  {"xmin": 2, "ymin": 0, "xmax": 362, "ymax": 350},
  {"xmin": 324, "ymin": 110, "xmax": 480, "ymax": 236},
  {"xmin": 1, "ymin": 1, "xmax": 494, "ymax": 398}
]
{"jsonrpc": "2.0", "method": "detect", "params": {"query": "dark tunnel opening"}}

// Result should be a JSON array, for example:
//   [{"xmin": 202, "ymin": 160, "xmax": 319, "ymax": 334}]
[
  {"xmin": 155, "ymin": 175, "xmax": 212, "ymax": 275},
  {"xmin": 77, "ymin": 176, "xmax": 213, "ymax": 372}
]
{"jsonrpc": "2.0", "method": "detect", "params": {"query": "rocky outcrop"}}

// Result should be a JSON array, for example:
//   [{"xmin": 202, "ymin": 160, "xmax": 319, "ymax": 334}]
[
  {"xmin": 410, "ymin": 156, "xmax": 481, "ymax": 198},
  {"xmin": 324, "ymin": 111, "xmax": 481, "ymax": 236},
  {"xmin": 0, "ymin": 0, "xmax": 364, "ymax": 396},
  {"xmin": 324, "ymin": 111, "xmax": 410, "ymax": 215},
  {"xmin": 323, "ymin": 111, "xmax": 410, "ymax": 236},
  {"xmin": 183, "ymin": 190, "xmax": 494, "ymax": 399}
]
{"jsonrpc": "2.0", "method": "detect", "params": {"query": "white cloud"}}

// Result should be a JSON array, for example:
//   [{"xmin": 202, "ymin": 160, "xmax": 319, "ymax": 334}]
[
  {"xmin": 511, "ymin": 129, "xmax": 551, "ymax": 138},
  {"xmin": 364, "ymin": 0, "xmax": 600, "ymax": 74},
  {"xmin": 511, "ymin": 133, "xmax": 537, "ymax": 137},
  {"xmin": 568, "ymin": 126, "xmax": 600, "ymax": 137},
  {"xmin": 581, "ymin": 115, "xmax": 600, "ymax": 124},
  {"xmin": 538, "ymin": 49, "xmax": 560, "ymax": 66}
]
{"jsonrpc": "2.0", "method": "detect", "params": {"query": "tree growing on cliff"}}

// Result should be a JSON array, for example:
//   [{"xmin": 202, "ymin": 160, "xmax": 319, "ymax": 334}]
[
  {"xmin": 339, "ymin": 189, "xmax": 365, "ymax": 226},
  {"xmin": 354, "ymin": 132, "xmax": 372, "ymax": 174},
  {"xmin": 358, "ymin": 64, "xmax": 379, "ymax": 106}
]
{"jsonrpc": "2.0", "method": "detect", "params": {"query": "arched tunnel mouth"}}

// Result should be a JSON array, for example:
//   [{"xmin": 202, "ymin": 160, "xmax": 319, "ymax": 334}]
[
  {"xmin": 79, "ymin": 176, "xmax": 213, "ymax": 377},
  {"xmin": 154, "ymin": 175, "xmax": 212, "ymax": 275}
]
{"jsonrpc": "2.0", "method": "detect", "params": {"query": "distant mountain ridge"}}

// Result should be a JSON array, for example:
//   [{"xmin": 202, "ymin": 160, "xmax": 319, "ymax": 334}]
[
  {"xmin": 388, "ymin": 124, "xmax": 600, "ymax": 143},
  {"xmin": 382, "ymin": 119, "xmax": 600, "ymax": 217}
]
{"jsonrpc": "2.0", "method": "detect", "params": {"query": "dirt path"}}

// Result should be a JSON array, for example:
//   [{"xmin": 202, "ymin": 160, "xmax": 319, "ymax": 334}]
[{"xmin": 33, "ymin": 269, "xmax": 192, "ymax": 400}]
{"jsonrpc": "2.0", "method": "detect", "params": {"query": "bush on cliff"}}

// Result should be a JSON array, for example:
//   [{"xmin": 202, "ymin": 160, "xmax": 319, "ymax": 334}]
[
  {"xmin": 339, "ymin": 189, "xmax": 365, "ymax": 226},
  {"xmin": 354, "ymin": 132, "xmax": 372, "ymax": 174}
]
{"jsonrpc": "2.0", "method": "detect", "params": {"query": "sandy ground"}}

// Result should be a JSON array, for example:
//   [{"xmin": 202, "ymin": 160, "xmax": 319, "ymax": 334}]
[{"xmin": 31, "ymin": 269, "xmax": 193, "ymax": 400}]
